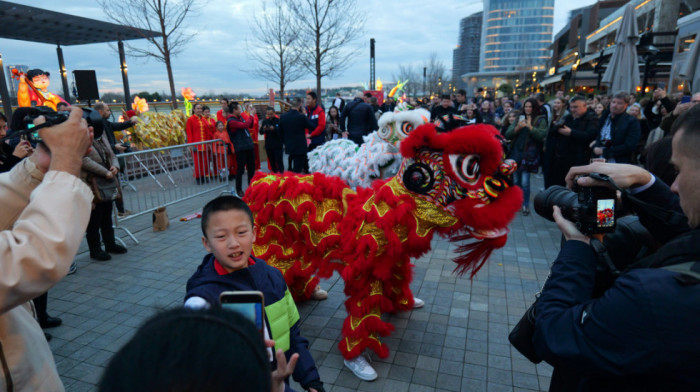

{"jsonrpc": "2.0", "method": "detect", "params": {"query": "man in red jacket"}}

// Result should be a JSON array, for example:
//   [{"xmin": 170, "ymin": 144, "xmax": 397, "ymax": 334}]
[{"xmin": 305, "ymin": 92, "xmax": 326, "ymax": 152}]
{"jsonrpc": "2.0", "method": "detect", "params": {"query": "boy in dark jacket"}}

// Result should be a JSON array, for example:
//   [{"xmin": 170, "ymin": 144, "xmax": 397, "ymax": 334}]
[{"xmin": 184, "ymin": 196, "xmax": 324, "ymax": 392}]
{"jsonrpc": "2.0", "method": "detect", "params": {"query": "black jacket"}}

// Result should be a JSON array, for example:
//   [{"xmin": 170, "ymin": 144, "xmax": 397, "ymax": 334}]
[
  {"xmin": 0, "ymin": 142, "xmax": 22, "ymax": 173},
  {"xmin": 260, "ymin": 117, "xmax": 282, "ymax": 150},
  {"xmin": 279, "ymin": 109, "xmax": 315, "ymax": 156},
  {"xmin": 430, "ymin": 105, "xmax": 457, "ymax": 122},
  {"xmin": 545, "ymin": 110, "xmax": 598, "ymax": 167},
  {"xmin": 595, "ymin": 112, "xmax": 641, "ymax": 164},
  {"xmin": 102, "ymin": 119, "xmax": 133, "ymax": 154},
  {"xmin": 227, "ymin": 115, "xmax": 254, "ymax": 153},
  {"xmin": 533, "ymin": 180, "xmax": 699, "ymax": 391},
  {"xmin": 339, "ymin": 98, "xmax": 377, "ymax": 136}
]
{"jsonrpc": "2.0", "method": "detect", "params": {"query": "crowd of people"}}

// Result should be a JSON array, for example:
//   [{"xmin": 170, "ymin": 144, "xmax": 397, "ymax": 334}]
[{"xmin": 0, "ymin": 82, "xmax": 698, "ymax": 391}]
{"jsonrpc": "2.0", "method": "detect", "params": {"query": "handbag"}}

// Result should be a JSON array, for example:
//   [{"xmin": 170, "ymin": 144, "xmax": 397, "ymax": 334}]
[
  {"xmin": 90, "ymin": 174, "xmax": 120, "ymax": 203},
  {"xmin": 89, "ymin": 139, "xmax": 121, "ymax": 203},
  {"xmin": 508, "ymin": 297, "xmax": 543, "ymax": 364}
]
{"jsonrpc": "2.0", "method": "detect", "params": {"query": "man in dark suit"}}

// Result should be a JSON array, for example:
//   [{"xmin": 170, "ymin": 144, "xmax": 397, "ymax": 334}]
[
  {"xmin": 592, "ymin": 92, "xmax": 641, "ymax": 163},
  {"xmin": 339, "ymin": 92, "xmax": 377, "ymax": 146},
  {"xmin": 279, "ymin": 97, "xmax": 316, "ymax": 173}
]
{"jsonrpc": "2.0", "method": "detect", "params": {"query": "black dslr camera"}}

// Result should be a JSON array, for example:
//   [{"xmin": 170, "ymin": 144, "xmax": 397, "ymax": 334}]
[
  {"xmin": 10, "ymin": 106, "xmax": 100, "ymax": 144},
  {"xmin": 534, "ymin": 173, "xmax": 617, "ymax": 235}
]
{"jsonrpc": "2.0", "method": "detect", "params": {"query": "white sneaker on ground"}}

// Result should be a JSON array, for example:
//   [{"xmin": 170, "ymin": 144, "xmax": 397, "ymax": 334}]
[
  {"xmin": 67, "ymin": 261, "xmax": 77, "ymax": 275},
  {"xmin": 413, "ymin": 297, "xmax": 425, "ymax": 309},
  {"xmin": 311, "ymin": 285, "xmax": 328, "ymax": 300},
  {"xmin": 344, "ymin": 355, "xmax": 378, "ymax": 381}
]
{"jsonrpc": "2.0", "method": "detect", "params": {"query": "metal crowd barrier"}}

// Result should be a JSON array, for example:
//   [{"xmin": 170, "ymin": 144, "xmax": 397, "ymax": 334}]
[{"xmin": 113, "ymin": 140, "xmax": 230, "ymax": 243}]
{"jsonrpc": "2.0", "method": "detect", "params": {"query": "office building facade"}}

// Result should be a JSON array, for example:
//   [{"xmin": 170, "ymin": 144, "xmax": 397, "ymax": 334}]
[
  {"xmin": 480, "ymin": 0, "xmax": 554, "ymax": 73},
  {"xmin": 452, "ymin": 12, "xmax": 482, "ymax": 91}
]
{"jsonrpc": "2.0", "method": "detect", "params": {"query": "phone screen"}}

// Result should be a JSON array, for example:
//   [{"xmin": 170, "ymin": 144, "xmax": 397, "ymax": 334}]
[
  {"xmin": 220, "ymin": 291, "xmax": 265, "ymax": 338},
  {"xmin": 596, "ymin": 199, "xmax": 615, "ymax": 229},
  {"xmin": 221, "ymin": 302, "xmax": 263, "ymax": 332},
  {"xmin": 681, "ymin": 95, "xmax": 691, "ymax": 104}
]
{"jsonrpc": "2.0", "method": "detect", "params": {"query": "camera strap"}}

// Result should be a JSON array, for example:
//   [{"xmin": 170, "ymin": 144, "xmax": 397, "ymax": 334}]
[{"xmin": 590, "ymin": 238, "xmax": 620, "ymax": 276}]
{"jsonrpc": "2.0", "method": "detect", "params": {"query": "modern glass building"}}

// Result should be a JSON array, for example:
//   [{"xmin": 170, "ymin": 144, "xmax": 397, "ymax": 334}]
[
  {"xmin": 452, "ymin": 12, "xmax": 483, "ymax": 91},
  {"xmin": 479, "ymin": 0, "xmax": 554, "ymax": 73}
]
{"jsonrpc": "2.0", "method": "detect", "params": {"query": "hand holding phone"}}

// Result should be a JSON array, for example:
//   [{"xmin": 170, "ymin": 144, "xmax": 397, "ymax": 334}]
[{"xmin": 220, "ymin": 291, "xmax": 265, "ymax": 338}]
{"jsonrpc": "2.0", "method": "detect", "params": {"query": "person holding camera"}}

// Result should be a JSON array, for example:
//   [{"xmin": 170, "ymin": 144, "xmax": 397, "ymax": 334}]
[
  {"xmin": 0, "ymin": 107, "xmax": 93, "ymax": 391},
  {"xmin": 531, "ymin": 106, "xmax": 700, "ymax": 391},
  {"xmin": 592, "ymin": 92, "xmax": 641, "ymax": 164}
]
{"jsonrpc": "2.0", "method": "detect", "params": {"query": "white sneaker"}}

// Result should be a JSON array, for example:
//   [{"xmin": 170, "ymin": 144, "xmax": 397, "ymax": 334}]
[
  {"xmin": 344, "ymin": 356, "xmax": 378, "ymax": 381},
  {"xmin": 413, "ymin": 297, "xmax": 425, "ymax": 309},
  {"xmin": 311, "ymin": 285, "xmax": 328, "ymax": 301}
]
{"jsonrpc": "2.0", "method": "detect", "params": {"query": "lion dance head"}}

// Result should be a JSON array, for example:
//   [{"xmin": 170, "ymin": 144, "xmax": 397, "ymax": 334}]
[{"xmin": 398, "ymin": 122, "xmax": 523, "ymax": 277}]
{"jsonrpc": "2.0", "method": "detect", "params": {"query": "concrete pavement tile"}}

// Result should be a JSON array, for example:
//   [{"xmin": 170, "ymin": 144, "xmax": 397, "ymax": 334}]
[
  {"xmin": 461, "ymin": 378, "xmax": 487, "ymax": 392},
  {"xmin": 412, "ymin": 368, "xmax": 438, "ymax": 387}
]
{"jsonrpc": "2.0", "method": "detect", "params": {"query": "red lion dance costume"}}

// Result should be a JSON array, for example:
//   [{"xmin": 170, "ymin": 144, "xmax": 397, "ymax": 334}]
[{"xmin": 244, "ymin": 122, "xmax": 522, "ymax": 361}]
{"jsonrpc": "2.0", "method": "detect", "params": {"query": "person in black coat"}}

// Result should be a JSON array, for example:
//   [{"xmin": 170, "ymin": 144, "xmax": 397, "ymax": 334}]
[
  {"xmin": 430, "ymin": 94, "xmax": 457, "ymax": 122},
  {"xmin": 592, "ymin": 93, "xmax": 641, "ymax": 164},
  {"xmin": 279, "ymin": 98, "xmax": 316, "ymax": 173},
  {"xmin": 260, "ymin": 107, "xmax": 283, "ymax": 173},
  {"xmin": 339, "ymin": 93, "xmax": 377, "ymax": 146},
  {"xmin": 534, "ymin": 147, "xmax": 700, "ymax": 391},
  {"xmin": 544, "ymin": 96, "xmax": 598, "ymax": 188}
]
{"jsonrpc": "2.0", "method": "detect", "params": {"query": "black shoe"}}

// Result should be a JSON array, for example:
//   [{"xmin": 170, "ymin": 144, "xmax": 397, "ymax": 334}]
[
  {"xmin": 522, "ymin": 206, "xmax": 530, "ymax": 216},
  {"xmin": 196, "ymin": 178, "xmax": 202, "ymax": 185},
  {"xmin": 90, "ymin": 250, "xmax": 111, "ymax": 261},
  {"xmin": 105, "ymin": 243, "xmax": 128, "ymax": 254},
  {"xmin": 44, "ymin": 332, "xmax": 52, "ymax": 342},
  {"xmin": 228, "ymin": 174, "xmax": 236, "ymax": 181},
  {"xmin": 40, "ymin": 316, "xmax": 62, "ymax": 329}
]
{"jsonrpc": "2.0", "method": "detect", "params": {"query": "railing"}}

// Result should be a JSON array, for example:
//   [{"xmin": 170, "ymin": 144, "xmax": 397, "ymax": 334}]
[{"xmin": 113, "ymin": 139, "xmax": 231, "ymax": 243}]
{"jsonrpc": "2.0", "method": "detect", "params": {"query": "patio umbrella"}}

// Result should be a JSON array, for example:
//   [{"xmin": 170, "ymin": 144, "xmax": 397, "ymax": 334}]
[
  {"xmin": 601, "ymin": 3, "xmax": 640, "ymax": 94},
  {"xmin": 680, "ymin": 36, "xmax": 700, "ymax": 92}
]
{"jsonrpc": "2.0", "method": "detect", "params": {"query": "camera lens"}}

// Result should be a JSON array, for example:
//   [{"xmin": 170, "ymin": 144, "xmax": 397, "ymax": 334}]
[{"xmin": 533, "ymin": 186, "xmax": 578, "ymax": 222}]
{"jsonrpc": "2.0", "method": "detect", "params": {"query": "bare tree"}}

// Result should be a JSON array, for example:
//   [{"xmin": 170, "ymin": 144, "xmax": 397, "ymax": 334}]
[
  {"xmin": 392, "ymin": 64, "xmax": 420, "ymax": 97},
  {"xmin": 98, "ymin": 0, "xmax": 200, "ymax": 109},
  {"xmin": 246, "ymin": 0, "xmax": 306, "ymax": 100},
  {"xmin": 288, "ymin": 0, "xmax": 364, "ymax": 97},
  {"xmin": 424, "ymin": 52, "xmax": 449, "ymax": 96}
]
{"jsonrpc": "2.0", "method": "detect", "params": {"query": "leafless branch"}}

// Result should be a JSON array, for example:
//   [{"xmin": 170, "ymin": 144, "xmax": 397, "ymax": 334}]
[
  {"xmin": 97, "ymin": 0, "xmax": 201, "ymax": 108},
  {"xmin": 245, "ymin": 0, "xmax": 306, "ymax": 97},
  {"xmin": 288, "ymin": 0, "xmax": 364, "ymax": 96}
]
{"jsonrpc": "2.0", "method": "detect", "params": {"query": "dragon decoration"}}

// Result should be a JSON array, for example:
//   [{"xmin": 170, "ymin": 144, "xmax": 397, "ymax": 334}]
[{"xmin": 243, "ymin": 113, "xmax": 523, "ymax": 362}]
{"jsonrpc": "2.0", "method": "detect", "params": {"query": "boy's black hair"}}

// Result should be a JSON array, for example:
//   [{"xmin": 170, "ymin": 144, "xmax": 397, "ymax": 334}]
[
  {"xmin": 98, "ymin": 307, "xmax": 270, "ymax": 392},
  {"xmin": 307, "ymin": 91, "xmax": 317, "ymax": 100},
  {"xmin": 201, "ymin": 195, "xmax": 254, "ymax": 237}
]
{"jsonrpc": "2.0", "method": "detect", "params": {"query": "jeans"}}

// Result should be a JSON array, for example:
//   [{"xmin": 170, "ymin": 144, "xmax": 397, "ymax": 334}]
[{"xmin": 513, "ymin": 169, "xmax": 531, "ymax": 208}]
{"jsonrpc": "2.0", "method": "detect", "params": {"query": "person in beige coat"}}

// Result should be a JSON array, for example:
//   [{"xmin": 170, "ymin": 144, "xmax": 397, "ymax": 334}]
[{"xmin": 0, "ymin": 107, "xmax": 93, "ymax": 392}]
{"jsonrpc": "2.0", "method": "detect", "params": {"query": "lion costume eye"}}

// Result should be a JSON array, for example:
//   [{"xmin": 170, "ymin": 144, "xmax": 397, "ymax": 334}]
[
  {"xmin": 449, "ymin": 154, "xmax": 480, "ymax": 185},
  {"xmin": 378, "ymin": 123, "xmax": 393, "ymax": 140},
  {"xmin": 400, "ymin": 122, "xmax": 414, "ymax": 136}
]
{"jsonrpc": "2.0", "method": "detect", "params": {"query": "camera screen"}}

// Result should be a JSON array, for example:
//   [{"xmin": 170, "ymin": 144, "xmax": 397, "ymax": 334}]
[
  {"xmin": 222, "ymin": 302, "xmax": 263, "ymax": 332},
  {"xmin": 596, "ymin": 199, "xmax": 615, "ymax": 228}
]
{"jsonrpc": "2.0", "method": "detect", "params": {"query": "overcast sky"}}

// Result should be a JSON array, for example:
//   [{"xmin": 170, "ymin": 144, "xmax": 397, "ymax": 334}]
[{"xmin": 1, "ymin": 0, "xmax": 597, "ymax": 96}]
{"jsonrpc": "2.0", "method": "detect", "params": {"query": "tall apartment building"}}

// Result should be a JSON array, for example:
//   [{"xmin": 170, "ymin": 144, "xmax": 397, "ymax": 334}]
[{"xmin": 452, "ymin": 12, "xmax": 482, "ymax": 91}]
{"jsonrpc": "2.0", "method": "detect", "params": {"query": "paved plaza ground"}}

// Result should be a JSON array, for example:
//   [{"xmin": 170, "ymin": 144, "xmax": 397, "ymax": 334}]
[{"xmin": 47, "ymin": 174, "xmax": 562, "ymax": 392}]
